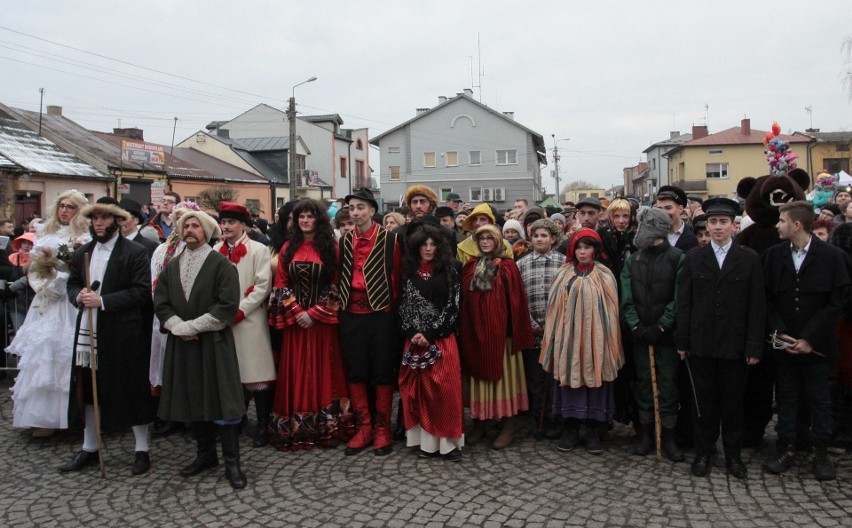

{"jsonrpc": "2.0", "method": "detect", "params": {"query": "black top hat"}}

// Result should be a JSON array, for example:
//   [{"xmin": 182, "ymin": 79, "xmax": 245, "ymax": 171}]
[
  {"xmin": 656, "ymin": 185, "xmax": 688, "ymax": 207},
  {"xmin": 701, "ymin": 197, "xmax": 738, "ymax": 218},
  {"xmin": 119, "ymin": 199, "xmax": 146, "ymax": 223},
  {"xmin": 345, "ymin": 188, "xmax": 378, "ymax": 210}
]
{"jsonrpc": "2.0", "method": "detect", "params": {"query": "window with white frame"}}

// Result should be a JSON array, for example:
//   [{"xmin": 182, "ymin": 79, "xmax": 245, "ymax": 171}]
[
  {"xmin": 424, "ymin": 152, "xmax": 436, "ymax": 168},
  {"xmin": 706, "ymin": 163, "xmax": 728, "ymax": 179},
  {"xmin": 440, "ymin": 188, "xmax": 453, "ymax": 201},
  {"xmin": 389, "ymin": 166, "xmax": 400, "ymax": 181},
  {"xmin": 469, "ymin": 150, "xmax": 481, "ymax": 166},
  {"xmin": 496, "ymin": 149, "xmax": 517, "ymax": 165},
  {"xmin": 388, "ymin": 146, "xmax": 400, "ymax": 153},
  {"xmin": 446, "ymin": 151, "xmax": 458, "ymax": 167},
  {"xmin": 708, "ymin": 148, "xmax": 723, "ymax": 155},
  {"xmin": 469, "ymin": 186, "xmax": 482, "ymax": 202}
]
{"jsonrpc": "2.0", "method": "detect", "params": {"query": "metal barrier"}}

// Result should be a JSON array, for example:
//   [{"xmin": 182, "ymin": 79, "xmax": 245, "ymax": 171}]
[{"xmin": 2, "ymin": 284, "xmax": 33, "ymax": 373}]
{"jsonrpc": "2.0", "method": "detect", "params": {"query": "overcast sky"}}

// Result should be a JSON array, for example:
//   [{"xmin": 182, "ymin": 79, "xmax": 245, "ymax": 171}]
[{"xmin": 2, "ymin": 1, "xmax": 850, "ymax": 194}]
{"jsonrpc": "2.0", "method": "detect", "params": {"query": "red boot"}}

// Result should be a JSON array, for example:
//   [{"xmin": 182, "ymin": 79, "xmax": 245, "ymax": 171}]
[
  {"xmin": 373, "ymin": 384, "xmax": 394, "ymax": 456},
  {"xmin": 344, "ymin": 383, "xmax": 372, "ymax": 455}
]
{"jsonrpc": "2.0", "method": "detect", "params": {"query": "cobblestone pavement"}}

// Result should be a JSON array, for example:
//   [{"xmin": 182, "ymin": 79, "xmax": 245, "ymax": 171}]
[{"xmin": 0, "ymin": 376, "xmax": 850, "ymax": 528}]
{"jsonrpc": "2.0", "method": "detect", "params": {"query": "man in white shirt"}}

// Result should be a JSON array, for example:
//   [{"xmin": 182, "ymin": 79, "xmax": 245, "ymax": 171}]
[
  {"xmin": 677, "ymin": 197, "xmax": 765, "ymax": 479},
  {"xmin": 62, "ymin": 197, "xmax": 154, "ymax": 476}
]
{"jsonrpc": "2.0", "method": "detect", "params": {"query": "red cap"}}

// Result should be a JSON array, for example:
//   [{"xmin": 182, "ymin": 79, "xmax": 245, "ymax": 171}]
[{"xmin": 219, "ymin": 202, "xmax": 251, "ymax": 223}]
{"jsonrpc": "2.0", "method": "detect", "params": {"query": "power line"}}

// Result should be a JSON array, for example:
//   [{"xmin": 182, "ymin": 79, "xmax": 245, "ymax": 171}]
[{"xmin": 0, "ymin": 25, "xmax": 288, "ymax": 104}]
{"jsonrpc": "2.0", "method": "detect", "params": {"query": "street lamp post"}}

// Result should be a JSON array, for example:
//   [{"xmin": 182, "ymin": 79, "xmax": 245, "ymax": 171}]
[{"xmin": 288, "ymin": 76, "xmax": 318, "ymax": 199}]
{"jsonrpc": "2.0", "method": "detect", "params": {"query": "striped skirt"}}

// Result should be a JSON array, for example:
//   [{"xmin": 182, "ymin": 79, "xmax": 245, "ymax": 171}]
[{"xmin": 469, "ymin": 338, "xmax": 529, "ymax": 420}]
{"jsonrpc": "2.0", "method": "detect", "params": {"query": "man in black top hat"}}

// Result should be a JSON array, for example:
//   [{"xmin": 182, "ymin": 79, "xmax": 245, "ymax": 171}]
[
  {"xmin": 655, "ymin": 186, "xmax": 697, "ymax": 252},
  {"xmin": 677, "ymin": 197, "xmax": 765, "ymax": 479}
]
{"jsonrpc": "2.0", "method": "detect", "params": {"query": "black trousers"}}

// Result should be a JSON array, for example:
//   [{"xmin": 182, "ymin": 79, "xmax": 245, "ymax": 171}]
[
  {"xmin": 338, "ymin": 310, "xmax": 399, "ymax": 386},
  {"xmin": 690, "ymin": 356, "xmax": 748, "ymax": 458}
]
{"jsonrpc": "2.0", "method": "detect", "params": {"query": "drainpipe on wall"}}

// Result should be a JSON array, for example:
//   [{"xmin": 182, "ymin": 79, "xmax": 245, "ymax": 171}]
[
  {"xmin": 348, "ymin": 140, "xmax": 353, "ymax": 197},
  {"xmin": 807, "ymin": 139, "xmax": 816, "ymax": 188}
]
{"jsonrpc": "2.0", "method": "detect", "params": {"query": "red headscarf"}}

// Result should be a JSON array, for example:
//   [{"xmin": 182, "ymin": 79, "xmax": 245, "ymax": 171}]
[{"xmin": 565, "ymin": 227, "xmax": 603, "ymax": 264}]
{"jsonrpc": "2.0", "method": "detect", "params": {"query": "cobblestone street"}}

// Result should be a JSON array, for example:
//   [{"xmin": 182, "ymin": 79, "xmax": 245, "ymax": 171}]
[{"xmin": 0, "ymin": 376, "xmax": 850, "ymax": 527}]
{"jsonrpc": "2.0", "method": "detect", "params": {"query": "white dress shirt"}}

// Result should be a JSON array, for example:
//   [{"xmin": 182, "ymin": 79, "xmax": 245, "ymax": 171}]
[{"xmin": 710, "ymin": 239, "xmax": 732, "ymax": 269}]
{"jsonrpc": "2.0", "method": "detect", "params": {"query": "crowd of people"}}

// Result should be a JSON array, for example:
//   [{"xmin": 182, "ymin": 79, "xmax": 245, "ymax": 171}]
[{"xmin": 1, "ymin": 175, "xmax": 851, "ymax": 489}]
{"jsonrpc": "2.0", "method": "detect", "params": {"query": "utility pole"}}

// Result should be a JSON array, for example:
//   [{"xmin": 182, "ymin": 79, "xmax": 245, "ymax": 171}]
[
  {"xmin": 170, "ymin": 117, "xmax": 178, "ymax": 155},
  {"xmin": 38, "ymin": 88, "xmax": 44, "ymax": 136},
  {"xmin": 288, "ymin": 77, "xmax": 317, "ymax": 200},
  {"xmin": 552, "ymin": 134, "xmax": 560, "ymax": 202},
  {"xmin": 552, "ymin": 136, "xmax": 570, "ymax": 203}
]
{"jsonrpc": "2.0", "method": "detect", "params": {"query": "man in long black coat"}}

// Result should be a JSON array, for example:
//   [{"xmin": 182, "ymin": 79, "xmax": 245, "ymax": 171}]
[
  {"xmin": 676, "ymin": 198, "xmax": 765, "ymax": 479},
  {"xmin": 61, "ymin": 198, "xmax": 154, "ymax": 476},
  {"xmin": 762, "ymin": 201, "xmax": 851, "ymax": 481}
]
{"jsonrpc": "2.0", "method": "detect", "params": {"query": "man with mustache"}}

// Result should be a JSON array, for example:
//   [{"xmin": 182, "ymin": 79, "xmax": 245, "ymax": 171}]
[{"xmin": 154, "ymin": 210, "xmax": 246, "ymax": 489}]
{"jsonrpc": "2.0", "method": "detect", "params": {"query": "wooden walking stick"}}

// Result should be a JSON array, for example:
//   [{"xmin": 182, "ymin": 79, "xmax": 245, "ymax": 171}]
[
  {"xmin": 84, "ymin": 253, "xmax": 106, "ymax": 479},
  {"xmin": 648, "ymin": 344, "xmax": 662, "ymax": 461}
]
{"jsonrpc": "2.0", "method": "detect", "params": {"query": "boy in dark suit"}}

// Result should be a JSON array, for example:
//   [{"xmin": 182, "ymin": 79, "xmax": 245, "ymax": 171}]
[
  {"xmin": 762, "ymin": 201, "xmax": 851, "ymax": 481},
  {"xmin": 677, "ymin": 198, "xmax": 765, "ymax": 479}
]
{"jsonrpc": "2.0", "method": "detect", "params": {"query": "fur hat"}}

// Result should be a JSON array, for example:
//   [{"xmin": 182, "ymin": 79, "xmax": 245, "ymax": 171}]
[
  {"xmin": 634, "ymin": 207, "xmax": 671, "ymax": 250},
  {"xmin": 529, "ymin": 218, "xmax": 560, "ymax": 238},
  {"xmin": 502, "ymin": 219, "xmax": 525, "ymax": 239},
  {"xmin": 176, "ymin": 210, "xmax": 221, "ymax": 243},
  {"xmin": 403, "ymin": 185, "xmax": 439, "ymax": 209},
  {"xmin": 81, "ymin": 196, "xmax": 130, "ymax": 221},
  {"xmin": 521, "ymin": 206, "xmax": 546, "ymax": 226}
]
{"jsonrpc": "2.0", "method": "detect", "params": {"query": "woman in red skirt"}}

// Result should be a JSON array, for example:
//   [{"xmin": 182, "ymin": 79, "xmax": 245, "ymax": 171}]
[
  {"xmin": 398, "ymin": 225, "xmax": 464, "ymax": 461},
  {"xmin": 268, "ymin": 199, "xmax": 353, "ymax": 450}
]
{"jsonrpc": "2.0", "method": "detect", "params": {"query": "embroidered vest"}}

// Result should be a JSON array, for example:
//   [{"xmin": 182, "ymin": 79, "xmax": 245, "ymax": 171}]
[{"xmin": 338, "ymin": 228, "xmax": 397, "ymax": 311}]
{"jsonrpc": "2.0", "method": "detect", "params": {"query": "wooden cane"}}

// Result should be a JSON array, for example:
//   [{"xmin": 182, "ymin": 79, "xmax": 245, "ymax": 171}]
[
  {"xmin": 84, "ymin": 253, "xmax": 106, "ymax": 479},
  {"xmin": 648, "ymin": 344, "xmax": 662, "ymax": 461}
]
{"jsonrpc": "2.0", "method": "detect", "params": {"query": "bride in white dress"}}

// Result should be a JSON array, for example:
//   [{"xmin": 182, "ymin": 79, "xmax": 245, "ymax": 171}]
[{"xmin": 7, "ymin": 190, "xmax": 91, "ymax": 434}]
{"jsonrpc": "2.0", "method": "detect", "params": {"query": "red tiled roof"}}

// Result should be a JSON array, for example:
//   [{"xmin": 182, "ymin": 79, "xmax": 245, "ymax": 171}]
[{"xmin": 686, "ymin": 126, "xmax": 811, "ymax": 146}]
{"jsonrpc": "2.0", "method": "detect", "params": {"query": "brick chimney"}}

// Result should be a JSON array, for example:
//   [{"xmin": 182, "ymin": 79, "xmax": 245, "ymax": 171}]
[
  {"xmin": 692, "ymin": 125, "xmax": 708, "ymax": 140},
  {"xmin": 112, "ymin": 127, "xmax": 144, "ymax": 141},
  {"xmin": 46, "ymin": 105, "xmax": 62, "ymax": 116},
  {"xmin": 416, "ymin": 108, "xmax": 429, "ymax": 115},
  {"xmin": 741, "ymin": 118, "xmax": 750, "ymax": 135}
]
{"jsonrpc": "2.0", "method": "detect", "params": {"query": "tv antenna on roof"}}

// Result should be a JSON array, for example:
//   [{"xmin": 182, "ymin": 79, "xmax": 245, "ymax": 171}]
[{"xmin": 805, "ymin": 106, "xmax": 813, "ymax": 129}]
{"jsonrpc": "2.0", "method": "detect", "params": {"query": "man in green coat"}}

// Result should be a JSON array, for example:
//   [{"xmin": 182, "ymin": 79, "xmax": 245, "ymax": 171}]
[{"xmin": 154, "ymin": 210, "xmax": 246, "ymax": 489}]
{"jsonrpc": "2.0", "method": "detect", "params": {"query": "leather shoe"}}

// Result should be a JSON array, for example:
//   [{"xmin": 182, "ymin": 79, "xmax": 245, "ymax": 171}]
[
  {"xmin": 443, "ymin": 449, "xmax": 462, "ymax": 462},
  {"xmin": 726, "ymin": 457, "xmax": 747, "ymax": 479},
  {"xmin": 179, "ymin": 452, "xmax": 218, "ymax": 478},
  {"xmin": 691, "ymin": 454, "xmax": 712, "ymax": 477},
  {"xmin": 58, "ymin": 450, "xmax": 99, "ymax": 473},
  {"xmin": 131, "ymin": 451, "xmax": 151, "ymax": 476}
]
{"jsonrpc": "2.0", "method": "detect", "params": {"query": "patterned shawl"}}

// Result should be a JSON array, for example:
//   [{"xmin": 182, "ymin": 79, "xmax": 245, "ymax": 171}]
[{"xmin": 539, "ymin": 263, "xmax": 623, "ymax": 388}]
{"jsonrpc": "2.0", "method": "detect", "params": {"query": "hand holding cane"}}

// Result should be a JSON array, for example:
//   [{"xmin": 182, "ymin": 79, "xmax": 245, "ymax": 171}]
[
  {"xmin": 84, "ymin": 253, "xmax": 106, "ymax": 479},
  {"xmin": 648, "ymin": 344, "xmax": 662, "ymax": 461}
]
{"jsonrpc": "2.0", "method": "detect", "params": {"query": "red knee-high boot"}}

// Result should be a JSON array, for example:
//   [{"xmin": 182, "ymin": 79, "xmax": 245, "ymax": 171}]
[
  {"xmin": 373, "ymin": 385, "xmax": 394, "ymax": 456},
  {"xmin": 345, "ymin": 383, "xmax": 372, "ymax": 456}
]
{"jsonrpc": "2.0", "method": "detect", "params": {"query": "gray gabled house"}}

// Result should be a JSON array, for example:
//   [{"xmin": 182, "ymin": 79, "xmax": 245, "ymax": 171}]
[{"xmin": 370, "ymin": 91, "xmax": 547, "ymax": 209}]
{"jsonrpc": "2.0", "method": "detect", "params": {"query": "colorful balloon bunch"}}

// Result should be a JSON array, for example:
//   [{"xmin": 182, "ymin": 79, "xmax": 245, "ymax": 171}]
[{"xmin": 763, "ymin": 122, "xmax": 798, "ymax": 176}]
